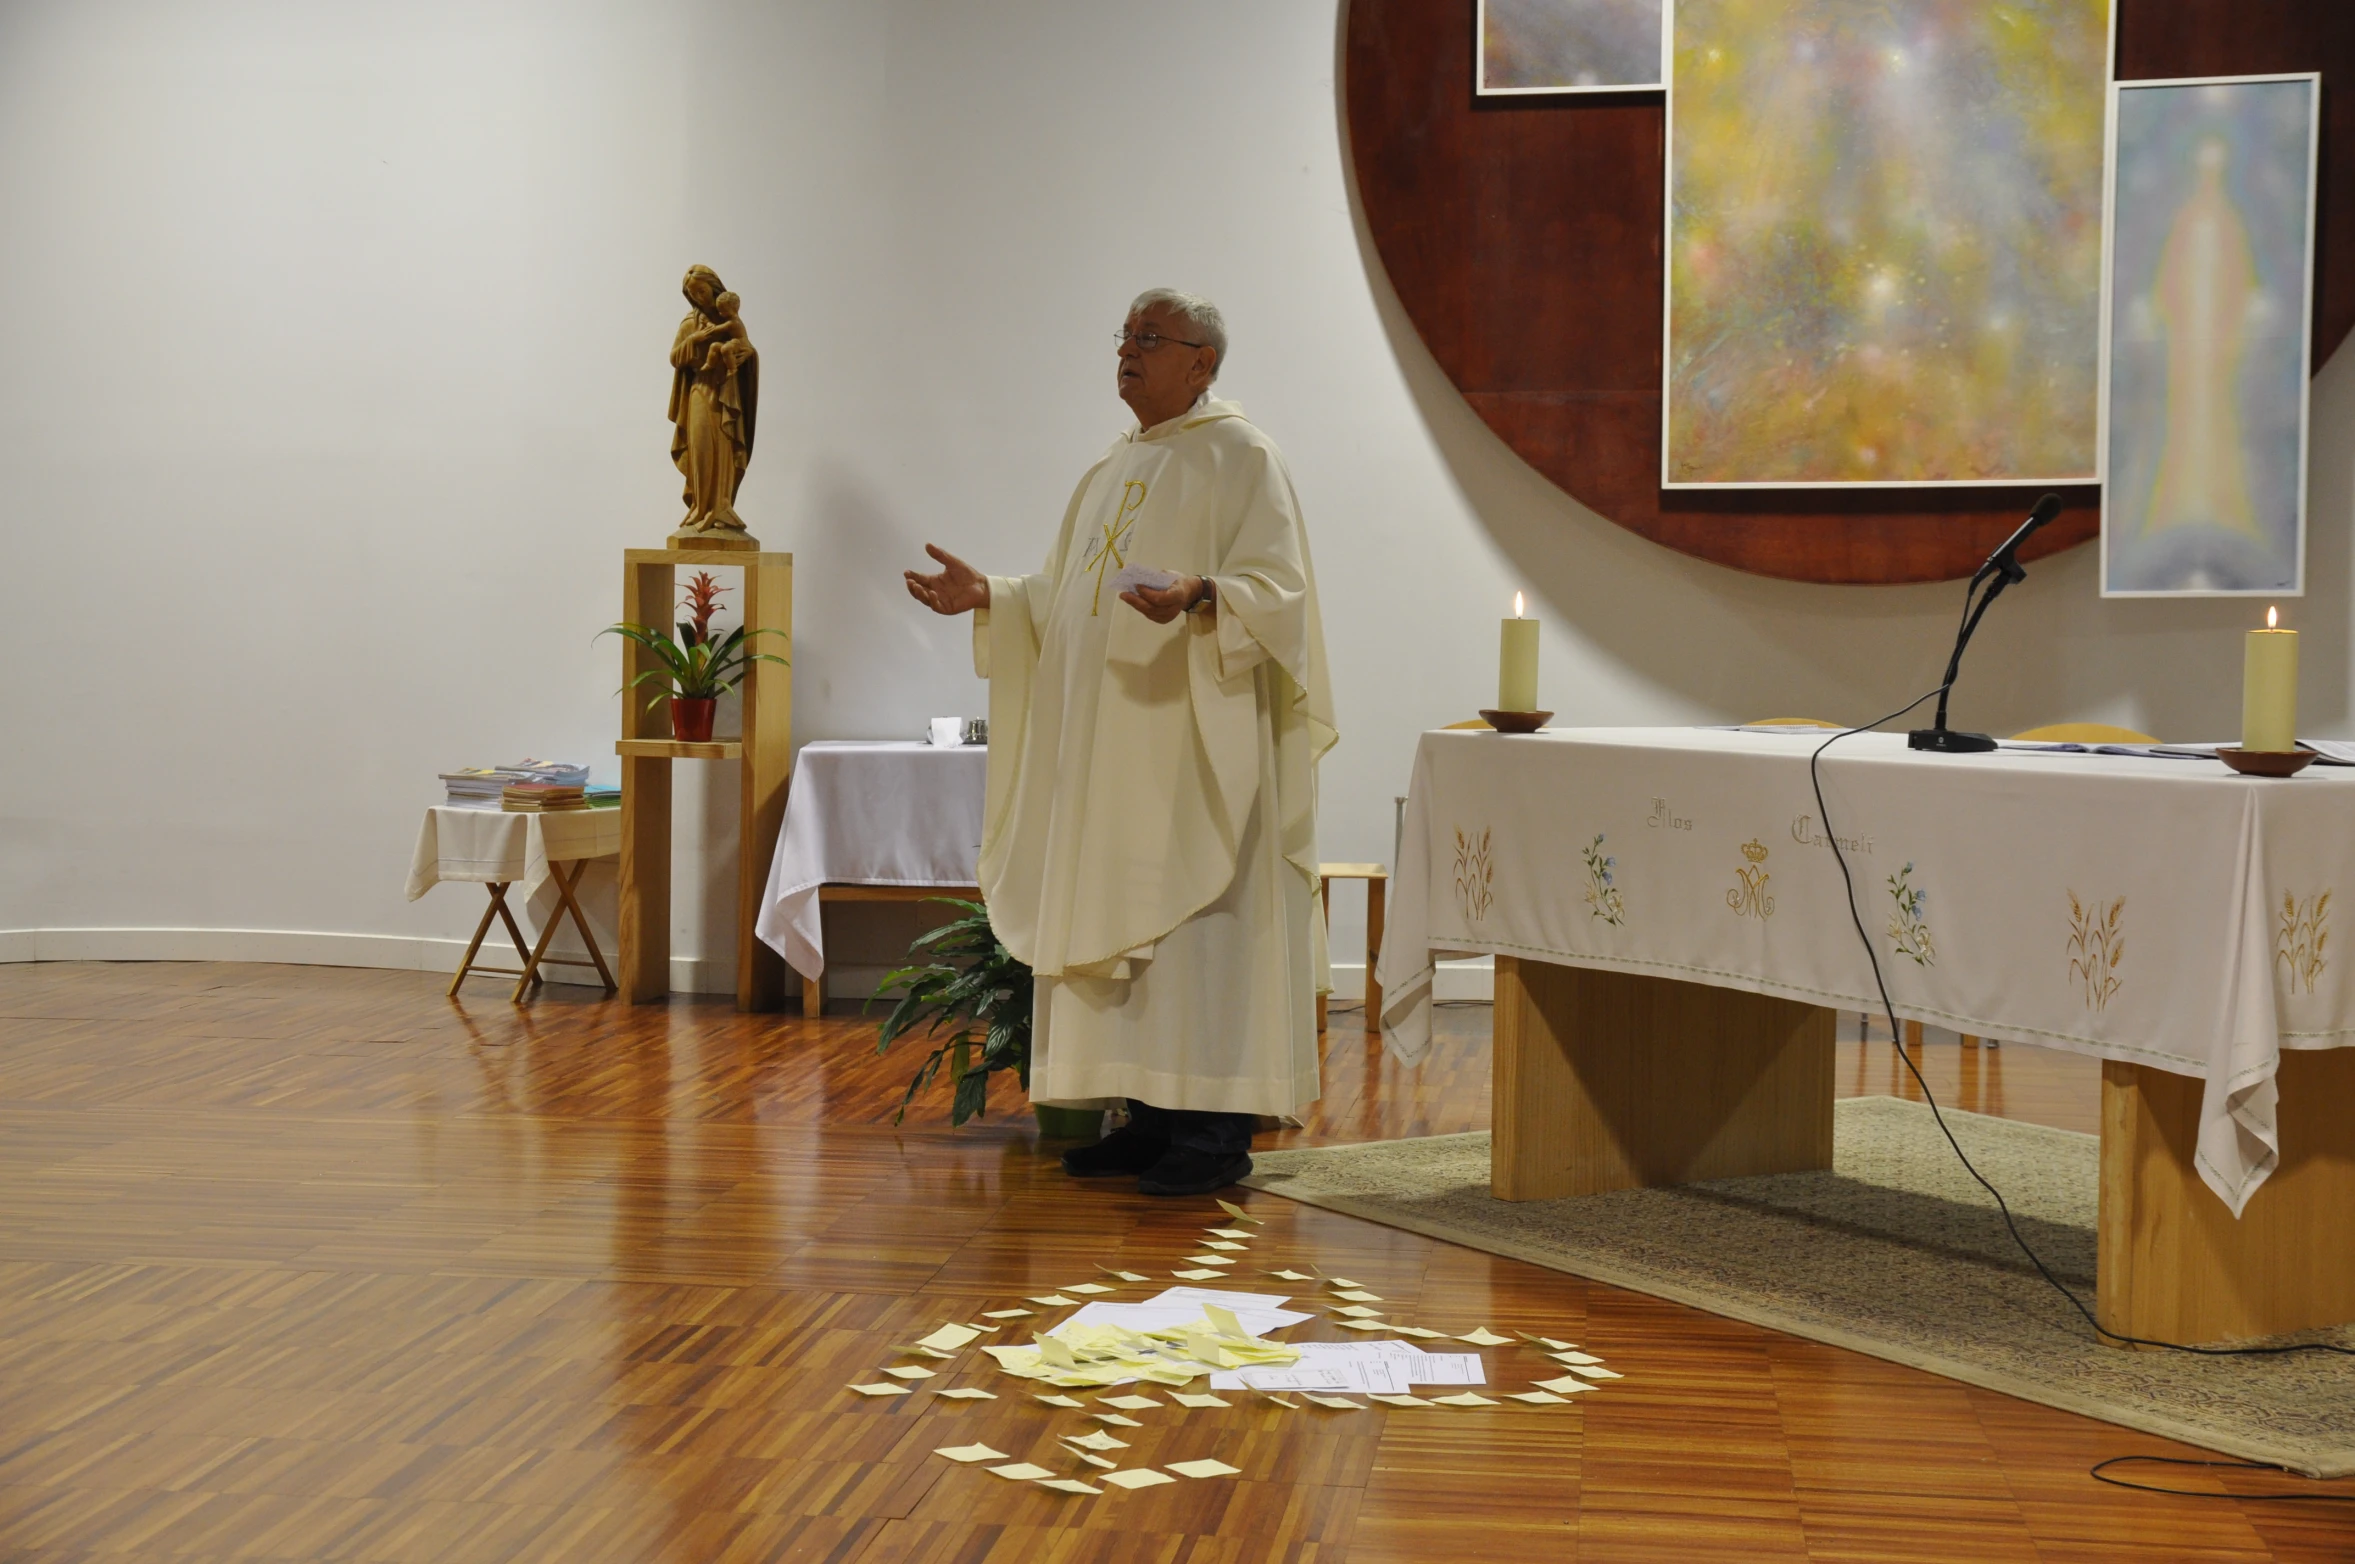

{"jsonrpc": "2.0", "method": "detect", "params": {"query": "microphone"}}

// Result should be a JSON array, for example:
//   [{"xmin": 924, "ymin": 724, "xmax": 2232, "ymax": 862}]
[
  {"xmin": 1910, "ymin": 493, "xmax": 2065, "ymax": 755},
  {"xmin": 1973, "ymin": 491, "xmax": 2064, "ymax": 589}
]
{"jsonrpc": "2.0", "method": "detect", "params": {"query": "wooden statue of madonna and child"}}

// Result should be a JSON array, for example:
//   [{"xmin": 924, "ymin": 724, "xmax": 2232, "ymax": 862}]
[{"xmin": 667, "ymin": 264, "xmax": 760, "ymax": 548}]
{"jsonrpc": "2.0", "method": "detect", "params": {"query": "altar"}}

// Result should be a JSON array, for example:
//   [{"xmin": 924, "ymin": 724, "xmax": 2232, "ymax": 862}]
[{"xmin": 1377, "ymin": 725, "xmax": 2355, "ymax": 1345}]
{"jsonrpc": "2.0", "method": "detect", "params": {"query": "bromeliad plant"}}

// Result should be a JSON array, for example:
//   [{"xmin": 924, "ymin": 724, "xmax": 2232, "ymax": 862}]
[
  {"xmin": 600, "ymin": 571, "xmax": 787, "ymax": 706},
  {"xmin": 873, "ymin": 898, "xmax": 1033, "ymax": 1125}
]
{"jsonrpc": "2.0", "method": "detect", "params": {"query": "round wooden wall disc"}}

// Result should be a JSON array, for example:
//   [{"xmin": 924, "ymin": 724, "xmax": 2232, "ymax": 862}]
[{"xmin": 1343, "ymin": 0, "xmax": 2352, "ymax": 584}]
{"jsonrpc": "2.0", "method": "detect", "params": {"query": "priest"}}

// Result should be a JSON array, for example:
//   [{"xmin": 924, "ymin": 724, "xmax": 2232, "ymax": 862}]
[{"xmin": 903, "ymin": 288, "xmax": 1335, "ymax": 1195}]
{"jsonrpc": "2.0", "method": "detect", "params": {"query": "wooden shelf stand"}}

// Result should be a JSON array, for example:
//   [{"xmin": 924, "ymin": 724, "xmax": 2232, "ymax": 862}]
[{"xmin": 616, "ymin": 546, "xmax": 792, "ymax": 1011}]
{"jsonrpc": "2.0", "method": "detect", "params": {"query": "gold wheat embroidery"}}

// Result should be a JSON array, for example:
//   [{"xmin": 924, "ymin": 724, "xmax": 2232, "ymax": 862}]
[
  {"xmin": 1726, "ymin": 839, "xmax": 1774, "ymax": 919},
  {"xmin": 1453, "ymin": 827, "xmax": 1494, "ymax": 923},
  {"xmin": 2275, "ymin": 891, "xmax": 2331, "ymax": 995},
  {"xmin": 2066, "ymin": 892, "xmax": 2125, "ymax": 1011}
]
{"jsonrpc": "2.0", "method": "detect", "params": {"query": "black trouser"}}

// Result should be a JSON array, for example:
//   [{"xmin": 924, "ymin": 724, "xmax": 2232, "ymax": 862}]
[{"xmin": 1123, "ymin": 1100, "xmax": 1254, "ymax": 1157}]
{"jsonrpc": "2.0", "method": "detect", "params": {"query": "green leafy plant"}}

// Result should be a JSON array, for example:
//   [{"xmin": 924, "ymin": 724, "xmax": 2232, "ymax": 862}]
[
  {"xmin": 599, "ymin": 572, "xmax": 786, "ymax": 706},
  {"xmin": 872, "ymin": 898, "xmax": 1033, "ymax": 1125}
]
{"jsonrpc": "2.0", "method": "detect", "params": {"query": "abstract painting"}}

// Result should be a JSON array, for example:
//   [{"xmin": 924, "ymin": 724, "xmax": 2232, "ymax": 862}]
[
  {"xmin": 2102, "ymin": 75, "xmax": 2317, "ymax": 597},
  {"xmin": 1479, "ymin": 0, "xmax": 1663, "ymax": 95},
  {"xmin": 1664, "ymin": 0, "xmax": 2111, "ymax": 487}
]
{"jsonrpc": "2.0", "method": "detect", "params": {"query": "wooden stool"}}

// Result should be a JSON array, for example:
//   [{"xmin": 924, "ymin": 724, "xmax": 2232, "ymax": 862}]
[
  {"xmin": 1318, "ymin": 863, "xmax": 1389, "ymax": 1036},
  {"xmin": 449, "ymin": 860, "xmax": 617, "ymax": 1003},
  {"xmin": 798, "ymin": 883, "xmax": 981, "ymax": 1017}
]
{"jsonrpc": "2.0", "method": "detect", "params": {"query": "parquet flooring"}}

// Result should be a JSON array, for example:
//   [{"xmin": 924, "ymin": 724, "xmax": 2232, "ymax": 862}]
[{"xmin": 0, "ymin": 963, "xmax": 2347, "ymax": 1561}]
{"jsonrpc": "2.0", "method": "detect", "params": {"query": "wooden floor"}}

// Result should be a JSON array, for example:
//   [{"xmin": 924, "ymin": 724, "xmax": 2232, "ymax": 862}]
[{"xmin": 0, "ymin": 966, "xmax": 2348, "ymax": 1562}]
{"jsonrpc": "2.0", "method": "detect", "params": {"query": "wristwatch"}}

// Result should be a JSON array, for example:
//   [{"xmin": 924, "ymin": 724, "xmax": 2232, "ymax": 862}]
[{"xmin": 1184, "ymin": 577, "xmax": 1216, "ymax": 614}]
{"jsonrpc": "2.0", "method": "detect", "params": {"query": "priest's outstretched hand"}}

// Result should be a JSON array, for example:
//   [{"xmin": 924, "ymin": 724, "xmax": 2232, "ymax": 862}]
[
  {"xmin": 905, "ymin": 543, "xmax": 990, "ymax": 615},
  {"xmin": 1118, "ymin": 574, "xmax": 1209, "ymax": 624}
]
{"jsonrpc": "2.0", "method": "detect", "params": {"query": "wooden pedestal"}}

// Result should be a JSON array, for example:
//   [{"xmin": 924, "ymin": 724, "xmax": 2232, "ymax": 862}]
[
  {"xmin": 615, "ymin": 548, "xmax": 792, "ymax": 1012},
  {"xmin": 1491, "ymin": 956, "xmax": 1835, "ymax": 1201},
  {"xmin": 2097, "ymin": 1048, "xmax": 2355, "ymax": 1346}
]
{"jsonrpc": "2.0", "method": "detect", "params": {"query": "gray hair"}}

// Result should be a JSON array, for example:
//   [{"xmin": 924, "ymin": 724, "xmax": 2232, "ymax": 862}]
[{"xmin": 1129, "ymin": 288, "xmax": 1227, "ymax": 380}]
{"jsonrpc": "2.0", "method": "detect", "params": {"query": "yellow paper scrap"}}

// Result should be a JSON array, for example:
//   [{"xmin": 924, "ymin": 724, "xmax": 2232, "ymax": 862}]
[
  {"xmin": 1533, "ymin": 1375, "xmax": 1597, "ymax": 1395},
  {"xmin": 935, "ymin": 1443, "xmax": 1010, "ymax": 1463},
  {"xmin": 1552, "ymin": 1351, "xmax": 1604, "ymax": 1366},
  {"xmin": 1206, "ymin": 1228, "xmax": 1253, "ymax": 1240},
  {"xmin": 1169, "ymin": 1392, "xmax": 1230, "ymax": 1408},
  {"xmin": 1099, "ymin": 1395, "xmax": 1160, "ymax": 1411},
  {"xmin": 1334, "ymin": 1319, "xmax": 1391, "ymax": 1333},
  {"xmin": 1200, "ymin": 1241, "xmax": 1247, "ymax": 1252},
  {"xmin": 1097, "ymin": 1267, "xmax": 1151, "ymax": 1283},
  {"xmin": 1215, "ymin": 1199, "xmax": 1263, "ymax": 1224},
  {"xmin": 1036, "ymin": 1336, "xmax": 1080, "ymax": 1370},
  {"xmin": 1064, "ymin": 1283, "xmax": 1115, "ymax": 1295},
  {"xmin": 1505, "ymin": 1390, "xmax": 1571, "ymax": 1405},
  {"xmin": 883, "ymin": 1365, "xmax": 936, "ymax": 1381},
  {"xmin": 1028, "ymin": 1294, "xmax": 1079, "ymax": 1307},
  {"xmin": 1391, "ymin": 1326, "xmax": 1447, "ymax": 1340},
  {"xmin": 1303, "ymin": 1394, "xmax": 1361, "ymax": 1410},
  {"xmin": 1333, "ymin": 1305, "xmax": 1384, "ymax": 1319},
  {"xmin": 1069, "ymin": 1450, "xmax": 1118, "ymax": 1470},
  {"xmin": 1370, "ymin": 1394, "xmax": 1432, "ymax": 1407},
  {"xmin": 916, "ymin": 1323, "xmax": 983, "ymax": 1352},
  {"xmin": 1037, "ymin": 1477, "xmax": 1103, "ymax": 1495},
  {"xmin": 1094, "ymin": 1412, "xmax": 1143, "ymax": 1427},
  {"xmin": 982, "ymin": 1308, "xmax": 1034, "ymax": 1319},
  {"xmin": 988, "ymin": 1463, "xmax": 1055, "ymax": 1481},
  {"xmin": 1168, "ymin": 1458, "xmax": 1243, "ymax": 1478},
  {"xmin": 1333, "ymin": 1290, "xmax": 1383, "ymax": 1303},
  {"xmin": 1062, "ymin": 1429, "xmax": 1129, "ymax": 1451},
  {"xmin": 1431, "ymin": 1391, "xmax": 1499, "ymax": 1407},
  {"xmin": 1325, "ymin": 1277, "xmax": 1363, "ymax": 1290},
  {"xmin": 1035, "ymin": 1394, "xmax": 1087, "ymax": 1408},
  {"xmin": 847, "ymin": 1382, "xmax": 912, "ymax": 1397},
  {"xmin": 1170, "ymin": 1268, "xmax": 1224, "ymax": 1281},
  {"xmin": 1260, "ymin": 1394, "xmax": 1301, "ymax": 1409},
  {"xmin": 892, "ymin": 1345, "xmax": 955, "ymax": 1360},
  {"xmin": 1183, "ymin": 1255, "xmax": 1235, "ymax": 1267},
  {"xmin": 1563, "ymin": 1364, "xmax": 1622, "ymax": 1380},
  {"xmin": 1520, "ymin": 1334, "xmax": 1578, "ymax": 1351},
  {"xmin": 1266, "ymin": 1269, "xmax": 1314, "ymax": 1282},
  {"xmin": 935, "ymin": 1388, "xmax": 997, "ymax": 1401},
  {"xmin": 1102, "ymin": 1468, "xmax": 1178, "ymax": 1490},
  {"xmin": 1202, "ymin": 1304, "xmax": 1246, "ymax": 1339},
  {"xmin": 1456, "ymin": 1328, "xmax": 1513, "ymax": 1346}
]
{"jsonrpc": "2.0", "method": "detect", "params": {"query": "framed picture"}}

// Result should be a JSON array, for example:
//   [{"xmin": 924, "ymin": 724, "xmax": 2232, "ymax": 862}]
[
  {"xmin": 1662, "ymin": 0, "xmax": 2113, "ymax": 488},
  {"xmin": 2099, "ymin": 74, "xmax": 2319, "ymax": 597},
  {"xmin": 1478, "ymin": 0, "xmax": 1664, "ymax": 95}
]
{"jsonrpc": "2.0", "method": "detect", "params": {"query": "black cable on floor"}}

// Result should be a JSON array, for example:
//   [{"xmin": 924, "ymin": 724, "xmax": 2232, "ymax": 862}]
[{"xmin": 2090, "ymin": 1456, "xmax": 2355, "ymax": 1503}]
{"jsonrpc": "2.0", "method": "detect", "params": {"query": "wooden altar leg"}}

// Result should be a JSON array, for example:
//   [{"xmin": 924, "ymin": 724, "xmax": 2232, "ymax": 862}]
[
  {"xmin": 619, "ymin": 755, "xmax": 672, "ymax": 1004},
  {"xmin": 1491, "ymin": 956, "xmax": 1835, "ymax": 1201},
  {"xmin": 2097, "ymin": 1049, "xmax": 2355, "ymax": 1346}
]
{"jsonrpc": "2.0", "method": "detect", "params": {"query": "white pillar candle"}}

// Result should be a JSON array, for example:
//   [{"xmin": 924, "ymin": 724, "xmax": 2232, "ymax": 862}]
[
  {"xmin": 1499, "ymin": 592, "xmax": 1539, "ymax": 712},
  {"xmin": 2242, "ymin": 605, "xmax": 2298, "ymax": 753}
]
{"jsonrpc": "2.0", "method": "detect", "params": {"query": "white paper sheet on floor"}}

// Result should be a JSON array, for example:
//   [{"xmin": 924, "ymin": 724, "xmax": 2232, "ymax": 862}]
[
  {"xmin": 753, "ymin": 740, "xmax": 988, "ymax": 982},
  {"xmin": 1376, "ymin": 726, "xmax": 2355, "ymax": 1216}
]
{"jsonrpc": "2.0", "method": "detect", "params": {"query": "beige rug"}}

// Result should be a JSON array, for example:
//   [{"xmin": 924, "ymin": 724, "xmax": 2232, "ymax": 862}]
[{"xmin": 1243, "ymin": 1096, "xmax": 2355, "ymax": 1476}]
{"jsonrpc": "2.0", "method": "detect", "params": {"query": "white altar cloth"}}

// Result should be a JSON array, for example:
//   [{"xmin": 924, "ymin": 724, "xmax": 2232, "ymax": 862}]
[
  {"xmin": 754, "ymin": 741, "xmax": 988, "ymax": 981},
  {"xmin": 405, "ymin": 806, "xmax": 621, "ymax": 902},
  {"xmin": 1376, "ymin": 726, "xmax": 2355, "ymax": 1215}
]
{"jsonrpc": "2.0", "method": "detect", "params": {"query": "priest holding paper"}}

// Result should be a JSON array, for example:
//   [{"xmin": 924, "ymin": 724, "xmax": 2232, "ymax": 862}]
[{"xmin": 903, "ymin": 289, "xmax": 1335, "ymax": 1195}]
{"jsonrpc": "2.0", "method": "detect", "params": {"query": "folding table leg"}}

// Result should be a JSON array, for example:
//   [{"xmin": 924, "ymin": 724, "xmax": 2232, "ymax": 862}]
[
  {"xmin": 449, "ymin": 882, "xmax": 531, "ymax": 997},
  {"xmin": 549, "ymin": 858, "xmax": 617, "ymax": 993}
]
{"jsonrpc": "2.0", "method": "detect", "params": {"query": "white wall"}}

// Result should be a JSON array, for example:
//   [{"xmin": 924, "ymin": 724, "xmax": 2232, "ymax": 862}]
[{"xmin": 3, "ymin": 0, "xmax": 2348, "ymax": 983}]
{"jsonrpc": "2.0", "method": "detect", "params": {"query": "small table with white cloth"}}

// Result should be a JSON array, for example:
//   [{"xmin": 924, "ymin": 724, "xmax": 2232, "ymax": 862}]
[
  {"xmin": 1376, "ymin": 725, "xmax": 2355, "ymax": 1346},
  {"xmin": 755, "ymin": 741, "xmax": 987, "ymax": 1015},
  {"xmin": 407, "ymin": 806, "xmax": 620, "ymax": 1001}
]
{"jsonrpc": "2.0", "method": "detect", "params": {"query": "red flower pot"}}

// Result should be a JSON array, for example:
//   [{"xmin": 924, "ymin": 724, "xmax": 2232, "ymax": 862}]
[{"xmin": 669, "ymin": 697, "xmax": 717, "ymax": 743}]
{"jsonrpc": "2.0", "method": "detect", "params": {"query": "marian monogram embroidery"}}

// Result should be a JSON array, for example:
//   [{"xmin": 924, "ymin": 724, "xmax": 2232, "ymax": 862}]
[
  {"xmin": 1727, "ymin": 839, "xmax": 1774, "ymax": 919},
  {"xmin": 1081, "ymin": 479, "xmax": 1148, "ymax": 614},
  {"xmin": 2275, "ymin": 891, "xmax": 2331, "ymax": 995},
  {"xmin": 2067, "ymin": 892, "xmax": 2125, "ymax": 1011},
  {"xmin": 1453, "ymin": 827, "xmax": 1494, "ymax": 924}
]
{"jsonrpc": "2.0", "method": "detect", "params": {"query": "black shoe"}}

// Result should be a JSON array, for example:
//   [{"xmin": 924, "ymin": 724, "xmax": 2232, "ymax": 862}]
[
  {"xmin": 1137, "ymin": 1147, "xmax": 1253, "ymax": 1197},
  {"xmin": 1061, "ymin": 1127, "xmax": 1169, "ymax": 1177}
]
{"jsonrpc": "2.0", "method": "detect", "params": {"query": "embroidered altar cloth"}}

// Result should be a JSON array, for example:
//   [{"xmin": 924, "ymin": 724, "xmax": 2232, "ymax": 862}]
[{"xmin": 1376, "ymin": 726, "xmax": 2355, "ymax": 1215}]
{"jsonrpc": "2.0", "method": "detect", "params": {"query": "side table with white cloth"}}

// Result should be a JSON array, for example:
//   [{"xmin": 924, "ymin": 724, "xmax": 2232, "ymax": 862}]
[
  {"xmin": 408, "ymin": 806, "xmax": 621, "ymax": 1001},
  {"xmin": 1376, "ymin": 726, "xmax": 2355, "ymax": 1346},
  {"xmin": 755, "ymin": 741, "xmax": 987, "ymax": 1015}
]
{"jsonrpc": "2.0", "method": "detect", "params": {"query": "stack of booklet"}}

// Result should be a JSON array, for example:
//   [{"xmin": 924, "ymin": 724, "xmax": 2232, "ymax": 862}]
[
  {"xmin": 438, "ymin": 760, "xmax": 591, "ymax": 809},
  {"xmin": 501, "ymin": 782, "xmax": 586, "ymax": 813}
]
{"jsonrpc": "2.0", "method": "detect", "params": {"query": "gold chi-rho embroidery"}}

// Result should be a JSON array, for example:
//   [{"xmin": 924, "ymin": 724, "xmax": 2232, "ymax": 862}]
[{"xmin": 1082, "ymin": 480, "xmax": 1148, "ymax": 614}]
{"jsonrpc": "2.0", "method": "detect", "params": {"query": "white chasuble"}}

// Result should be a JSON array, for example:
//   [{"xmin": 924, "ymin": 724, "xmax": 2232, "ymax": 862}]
[{"xmin": 973, "ymin": 397, "xmax": 1336, "ymax": 1115}]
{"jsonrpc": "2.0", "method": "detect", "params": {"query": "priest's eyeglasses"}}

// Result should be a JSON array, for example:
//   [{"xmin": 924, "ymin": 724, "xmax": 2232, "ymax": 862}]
[{"xmin": 1113, "ymin": 327, "xmax": 1208, "ymax": 352}]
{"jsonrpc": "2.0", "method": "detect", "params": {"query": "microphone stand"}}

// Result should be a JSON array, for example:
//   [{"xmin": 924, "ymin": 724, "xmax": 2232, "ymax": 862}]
[{"xmin": 1908, "ymin": 494, "xmax": 2061, "ymax": 754}]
